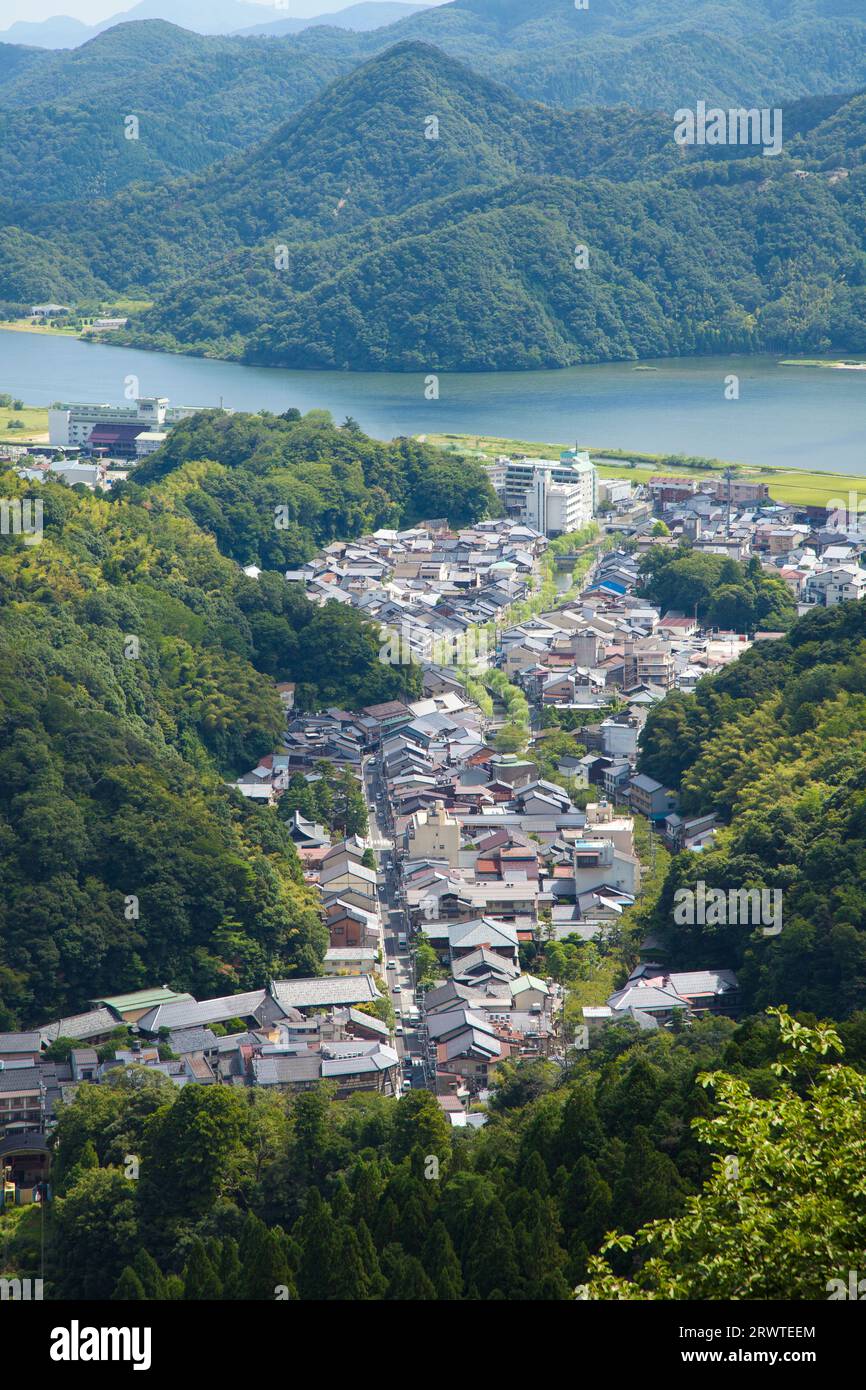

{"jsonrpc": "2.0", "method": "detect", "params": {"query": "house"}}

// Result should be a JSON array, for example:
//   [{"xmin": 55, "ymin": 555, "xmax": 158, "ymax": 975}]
[
  {"xmin": 448, "ymin": 917, "xmax": 520, "ymax": 968},
  {"xmin": 92, "ymin": 987, "xmax": 195, "ymax": 1025},
  {"xmin": 325, "ymin": 899, "xmax": 381, "ymax": 950},
  {"xmin": 0, "ymin": 1033, "xmax": 43, "ymax": 1064},
  {"xmin": 572, "ymin": 838, "xmax": 641, "ymax": 896},
  {"xmin": 323, "ymin": 948, "xmax": 377, "ymax": 976},
  {"xmin": 628, "ymin": 773, "xmax": 679, "ymax": 821}
]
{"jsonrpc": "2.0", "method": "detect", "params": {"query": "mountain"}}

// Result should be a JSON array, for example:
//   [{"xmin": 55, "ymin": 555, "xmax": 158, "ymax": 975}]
[
  {"xmin": 0, "ymin": 15, "xmax": 94, "ymax": 49},
  {"xmin": 372, "ymin": 0, "xmax": 866, "ymax": 109},
  {"xmin": 5, "ymin": 0, "xmax": 866, "ymax": 204},
  {"xmin": 0, "ymin": 20, "xmax": 364, "ymax": 200},
  {"xmin": 234, "ymin": 3, "xmax": 432, "ymax": 37},
  {"xmin": 0, "ymin": 2, "xmax": 285, "ymax": 47},
  {"xmin": 10, "ymin": 40, "xmax": 864, "ymax": 371}
]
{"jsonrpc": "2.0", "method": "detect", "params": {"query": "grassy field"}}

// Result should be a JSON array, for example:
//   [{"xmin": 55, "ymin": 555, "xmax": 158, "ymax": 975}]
[
  {"xmin": 0, "ymin": 319, "xmax": 79, "ymax": 337},
  {"xmin": 0, "ymin": 402, "xmax": 49, "ymax": 440},
  {"xmin": 423, "ymin": 432, "xmax": 866, "ymax": 508}
]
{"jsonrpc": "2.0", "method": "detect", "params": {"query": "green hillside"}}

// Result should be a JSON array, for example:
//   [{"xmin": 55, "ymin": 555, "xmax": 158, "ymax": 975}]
[
  {"xmin": 0, "ymin": 409, "xmax": 493, "ymax": 1028},
  {"xmin": 41, "ymin": 44, "xmax": 866, "ymax": 371}
]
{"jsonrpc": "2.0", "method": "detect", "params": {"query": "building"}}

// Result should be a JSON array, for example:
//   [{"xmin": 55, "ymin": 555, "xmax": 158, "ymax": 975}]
[
  {"xmin": 497, "ymin": 448, "xmax": 596, "ymax": 536},
  {"xmin": 405, "ymin": 804, "xmax": 461, "ymax": 868},
  {"xmin": 48, "ymin": 397, "xmax": 203, "ymax": 456},
  {"xmin": 628, "ymin": 774, "xmax": 679, "ymax": 822}
]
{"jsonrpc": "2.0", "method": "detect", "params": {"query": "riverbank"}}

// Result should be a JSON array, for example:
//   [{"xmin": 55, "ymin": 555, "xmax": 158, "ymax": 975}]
[
  {"xmin": 0, "ymin": 320, "xmax": 80, "ymax": 338},
  {"xmin": 422, "ymin": 432, "xmax": 866, "ymax": 508},
  {"xmin": 781, "ymin": 358, "xmax": 866, "ymax": 370}
]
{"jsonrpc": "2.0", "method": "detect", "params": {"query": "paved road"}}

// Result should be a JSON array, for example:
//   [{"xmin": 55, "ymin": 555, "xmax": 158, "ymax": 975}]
[{"xmin": 363, "ymin": 756, "xmax": 427, "ymax": 1087}]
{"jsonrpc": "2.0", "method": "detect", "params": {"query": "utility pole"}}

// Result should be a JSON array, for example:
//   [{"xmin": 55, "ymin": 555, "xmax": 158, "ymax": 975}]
[{"xmin": 724, "ymin": 466, "xmax": 734, "ymax": 539}]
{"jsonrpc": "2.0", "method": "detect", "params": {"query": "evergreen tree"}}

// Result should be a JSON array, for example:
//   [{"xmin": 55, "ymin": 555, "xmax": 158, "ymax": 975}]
[
  {"xmin": 182, "ymin": 1239, "xmax": 224, "ymax": 1300},
  {"xmin": 296, "ymin": 1190, "xmax": 339, "ymax": 1300},
  {"xmin": 132, "ymin": 1249, "xmax": 166, "ymax": 1300},
  {"xmin": 112, "ymin": 1267, "xmax": 146, "ymax": 1300},
  {"xmin": 421, "ymin": 1220, "xmax": 463, "ymax": 1300},
  {"xmin": 465, "ymin": 1199, "xmax": 520, "ymax": 1300}
]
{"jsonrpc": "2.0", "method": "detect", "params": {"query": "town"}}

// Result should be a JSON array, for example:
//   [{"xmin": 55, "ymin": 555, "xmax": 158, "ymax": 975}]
[{"xmin": 4, "ymin": 401, "xmax": 863, "ymax": 1208}]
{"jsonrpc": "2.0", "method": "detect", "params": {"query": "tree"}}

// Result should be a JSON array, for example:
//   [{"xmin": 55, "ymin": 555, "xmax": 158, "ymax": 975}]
[
  {"xmin": 52, "ymin": 1169, "xmax": 139, "ymax": 1300},
  {"xmin": 422, "ymin": 1221, "xmax": 463, "ymax": 1300},
  {"xmin": 112, "ymin": 1267, "xmax": 146, "ymax": 1300},
  {"xmin": 588, "ymin": 1010, "xmax": 866, "ymax": 1299},
  {"xmin": 182, "ymin": 1239, "xmax": 224, "ymax": 1299},
  {"xmin": 465, "ymin": 1198, "xmax": 521, "ymax": 1299}
]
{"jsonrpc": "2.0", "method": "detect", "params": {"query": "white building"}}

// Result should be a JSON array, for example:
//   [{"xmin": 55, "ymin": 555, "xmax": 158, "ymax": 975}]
[
  {"xmin": 805, "ymin": 565, "xmax": 866, "ymax": 607},
  {"xmin": 134, "ymin": 431, "xmax": 169, "ymax": 458},
  {"xmin": 498, "ymin": 447, "xmax": 595, "ymax": 536},
  {"xmin": 48, "ymin": 397, "xmax": 204, "ymax": 454},
  {"xmin": 405, "ymin": 803, "xmax": 461, "ymax": 869}
]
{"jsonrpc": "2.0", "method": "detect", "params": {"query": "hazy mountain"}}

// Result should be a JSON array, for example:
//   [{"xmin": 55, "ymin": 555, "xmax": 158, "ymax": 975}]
[
  {"xmin": 234, "ymin": 3, "xmax": 431, "ymax": 37},
  {"xmin": 0, "ymin": 15, "xmax": 94, "ymax": 49},
  {"xmin": 0, "ymin": 2, "xmax": 284, "ymax": 47},
  {"xmin": 0, "ymin": 1, "xmax": 432, "ymax": 48}
]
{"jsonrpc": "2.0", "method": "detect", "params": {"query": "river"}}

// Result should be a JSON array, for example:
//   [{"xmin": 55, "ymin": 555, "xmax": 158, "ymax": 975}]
[{"xmin": 2, "ymin": 330, "xmax": 865, "ymax": 474}]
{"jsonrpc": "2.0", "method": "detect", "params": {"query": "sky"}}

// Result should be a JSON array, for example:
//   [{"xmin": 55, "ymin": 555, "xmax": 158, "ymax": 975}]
[{"xmin": 0, "ymin": 0, "xmax": 444, "ymax": 23}]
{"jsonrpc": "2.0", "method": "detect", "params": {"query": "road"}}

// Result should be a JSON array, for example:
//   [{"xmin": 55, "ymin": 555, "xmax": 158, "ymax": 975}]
[{"xmin": 363, "ymin": 755, "xmax": 429, "ymax": 1089}]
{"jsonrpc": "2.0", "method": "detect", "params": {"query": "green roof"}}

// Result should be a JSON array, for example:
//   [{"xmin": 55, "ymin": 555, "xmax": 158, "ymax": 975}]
[
  {"xmin": 512, "ymin": 975, "xmax": 549, "ymax": 995},
  {"xmin": 94, "ymin": 987, "xmax": 194, "ymax": 1012}
]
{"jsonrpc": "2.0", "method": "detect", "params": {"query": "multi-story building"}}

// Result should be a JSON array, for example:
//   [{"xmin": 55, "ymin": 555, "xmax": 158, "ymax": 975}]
[
  {"xmin": 496, "ymin": 448, "xmax": 596, "ymax": 536},
  {"xmin": 405, "ymin": 803, "xmax": 461, "ymax": 868},
  {"xmin": 48, "ymin": 397, "xmax": 203, "ymax": 456}
]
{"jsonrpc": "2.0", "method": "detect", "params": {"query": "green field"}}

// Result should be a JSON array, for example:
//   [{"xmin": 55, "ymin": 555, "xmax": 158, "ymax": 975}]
[
  {"xmin": 0, "ymin": 401, "xmax": 49, "ymax": 440},
  {"xmin": 423, "ymin": 432, "xmax": 866, "ymax": 509},
  {"xmin": 0, "ymin": 319, "xmax": 79, "ymax": 338}
]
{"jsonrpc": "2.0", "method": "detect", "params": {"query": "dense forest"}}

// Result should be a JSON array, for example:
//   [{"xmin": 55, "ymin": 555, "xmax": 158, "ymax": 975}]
[
  {"xmin": 638, "ymin": 599, "xmax": 866, "ymax": 1017},
  {"xmin": 0, "ymin": 411, "xmax": 492, "ymax": 1028},
  {"xmin": 3, "ymin": 1009, "xmax": 864, "ymax": 1300}
]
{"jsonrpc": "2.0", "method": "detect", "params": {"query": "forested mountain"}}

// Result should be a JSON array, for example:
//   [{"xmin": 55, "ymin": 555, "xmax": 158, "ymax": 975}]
[
  {"xmin": 0, "ymin": 21, "xmax": 363, "ymax": 200},
  {"xmin": 638, "ymin": 598, "xmax": 866, "ymax": 1019},
  {"xmin": 0, "ymin": 411, "xmax": 493, "ymax": 1028},
  {"xmin": 12, "ymin": 42, "xmax": 865, "ymax": 369},
  {"xmin": 376, "ymin": 0, "xmax": 866, "ymax": 110},
  {"xmin": 4, "ymin": 0, "xmax": 866, "ymax": 203}
]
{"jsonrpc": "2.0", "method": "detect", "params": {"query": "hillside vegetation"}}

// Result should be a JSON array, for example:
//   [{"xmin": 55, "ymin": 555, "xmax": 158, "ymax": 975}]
[{"xmin": 0, "ymin": 410, "xmax": 492, "ymax": 1027}]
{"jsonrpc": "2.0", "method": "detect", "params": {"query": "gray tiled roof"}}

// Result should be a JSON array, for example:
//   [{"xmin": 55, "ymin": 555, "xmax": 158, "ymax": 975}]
[
  {"xmin": 39, "ymin": 1008, "xmax": 118, "ymax": 1043},
  {"xmin": 269, "ymin": 976, "xmax": 380, "ymax": 1010},
  {"xmin": 0, "ymin": 1032, "xmax": 41, "ymax": 1052},
  {"xmin": 252, "ymin": 1054, "xmax": 320, "ymax": 1085},
  {"xmin": 136, "ymin": 990, "xmax": 268, "ymax": 1034},
  {"xmin": 168, "ymin": 1027, "xmax": 219, "ymax": 1054}
]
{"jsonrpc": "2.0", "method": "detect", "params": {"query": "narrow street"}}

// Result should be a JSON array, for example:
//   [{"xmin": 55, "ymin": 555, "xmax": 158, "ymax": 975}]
[{"xmin": 363, "ymin": 756, "xmax": 429, "ymax": 1088}]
